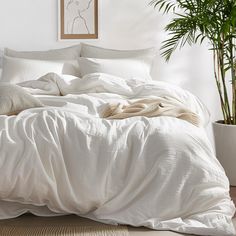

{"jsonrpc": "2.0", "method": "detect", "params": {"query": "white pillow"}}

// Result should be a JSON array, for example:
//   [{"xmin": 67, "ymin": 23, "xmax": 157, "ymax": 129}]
[
  {"xmin": 1, "ymin": 56, "xmax": 67, "ymax": 84},
  {"xmin": 78, "ymin": 57, "xmax": 152, "ymax": 81},
  {"xmin": 0, "ymin": 84, "xmax": 43, "ymax": 116},
  {"xmin": 81, "ymin": 43, "xmax": 156, "ymax": 63},
  {"xmin": 4, "ymin": 45, "xmax": 81, "ymax": 77},
  {"xmin": 4, "ymin": 44, "xmax": 81, "ymax": 60}
]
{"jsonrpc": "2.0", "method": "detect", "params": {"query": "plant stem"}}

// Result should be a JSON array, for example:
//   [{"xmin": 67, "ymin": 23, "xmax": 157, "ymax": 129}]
[
  {"xmin": 213, "ymin": 51, "xmax": 227, "ymax": 122},
  {"xmin": 229, "ymin": 36, "xmax": 236, "ymax": 124},
  {"xmin": 218, "ymin": 46, "xmax": 232, "ymax": 124}
]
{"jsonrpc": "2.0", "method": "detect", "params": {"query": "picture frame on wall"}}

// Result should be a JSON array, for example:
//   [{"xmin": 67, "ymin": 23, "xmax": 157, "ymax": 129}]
[{"xmin": 59, "ymin": 0, "xmax": 98, "ymax": 39}]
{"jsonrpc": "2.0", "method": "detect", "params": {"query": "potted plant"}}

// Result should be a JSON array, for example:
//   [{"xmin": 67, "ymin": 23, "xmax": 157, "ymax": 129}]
[{"xmin": 150, "ymin": 0, "xmax": 236, "ymax": 185}]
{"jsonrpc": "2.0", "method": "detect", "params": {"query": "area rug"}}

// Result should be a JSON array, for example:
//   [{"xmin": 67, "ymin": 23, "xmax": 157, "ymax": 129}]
[
  {"xmin": 0, "ymin": 225, "xmax": 129, "ymax": 236},
  {"xmin": 0, "ymin": 214, "xmax": 130, "ymax": 236}
]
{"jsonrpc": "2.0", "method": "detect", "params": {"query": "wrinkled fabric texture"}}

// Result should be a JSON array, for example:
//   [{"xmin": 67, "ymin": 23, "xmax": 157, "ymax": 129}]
[
  {"xmin": 0, "ymin": 84, "xmax": 43, "ymax": 115},
  {"xmin": 0, "ymin": 73, "xmax": 235, "ymax": 236},
  {"xmin": 19, "ymin": 72, "xmax": 209, "ymax": 126},
  {"xmin": 102, "ymin": 98, "xmax": 200, "ymax": 127}
]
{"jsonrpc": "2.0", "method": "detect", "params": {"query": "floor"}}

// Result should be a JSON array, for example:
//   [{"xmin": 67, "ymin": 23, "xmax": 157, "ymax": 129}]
[{"xmin": 0, "ymin": 187, "xmax": 235, "ymax": 236}]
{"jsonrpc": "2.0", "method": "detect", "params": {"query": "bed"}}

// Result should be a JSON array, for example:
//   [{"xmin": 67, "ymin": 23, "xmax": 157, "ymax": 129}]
[{"xmin": 0, "ymin": 44, "xmax": 235, "ymax": 236}]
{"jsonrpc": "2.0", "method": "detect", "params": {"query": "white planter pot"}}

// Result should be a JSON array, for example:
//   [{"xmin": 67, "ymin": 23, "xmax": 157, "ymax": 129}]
[{"xmin": 213, "ymin": 121, "xmax": 236, "ymax": 186}]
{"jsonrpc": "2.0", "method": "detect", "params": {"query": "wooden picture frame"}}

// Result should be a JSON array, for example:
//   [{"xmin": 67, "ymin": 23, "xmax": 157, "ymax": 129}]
[{"xmin": 60, "ymin": 0, "xmax": 98, "ymax": 39}]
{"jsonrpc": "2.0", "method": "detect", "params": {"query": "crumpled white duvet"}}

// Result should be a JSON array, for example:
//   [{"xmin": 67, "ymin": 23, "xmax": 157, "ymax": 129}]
[{"xmin": 0, "ymin": 73, "xmax": 235, "ymax": 236}]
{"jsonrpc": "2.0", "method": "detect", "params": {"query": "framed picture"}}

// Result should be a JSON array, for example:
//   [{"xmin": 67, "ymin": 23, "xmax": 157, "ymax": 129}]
[{"xmin": 60, "ymin": 0, "xmax": 98, "ymax": 39}]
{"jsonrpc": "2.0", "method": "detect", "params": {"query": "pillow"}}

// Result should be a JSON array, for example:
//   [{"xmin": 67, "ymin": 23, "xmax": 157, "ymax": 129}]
[
  {"xmin": 1, "ymin": 56, "xmax": 68, "ymax": 83},
  {"xmin": 4, "ymin": 44, "xmax": 81, "ymax": 60},
  {"xmin": 78, "ymin": 57, "xmax": 152, "ymax": 81},
  {"xmin": 4, "ymin": 45, "xmax": 81, "ymax": 77},
  {"xmin": 80, "ymin": 43, "xmax": 156, "ymax": 63},
  {"xmin": 0, "ymin": 84, "xmax": 43, "ymax": 116}
]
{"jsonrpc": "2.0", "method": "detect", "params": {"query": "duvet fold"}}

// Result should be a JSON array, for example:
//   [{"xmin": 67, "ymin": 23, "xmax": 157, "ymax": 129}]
[{"xmin": 19, "ymin": 72, "xmax": 209, "ymax": 126}]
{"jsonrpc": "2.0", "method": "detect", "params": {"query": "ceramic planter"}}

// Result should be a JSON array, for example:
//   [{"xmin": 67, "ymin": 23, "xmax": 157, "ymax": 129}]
[{"xmin": 213, "ymin": 121, "xmax": 236, "ymax": 186}]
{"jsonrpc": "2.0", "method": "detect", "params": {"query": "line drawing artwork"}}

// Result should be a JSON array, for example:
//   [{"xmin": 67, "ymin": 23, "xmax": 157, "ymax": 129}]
[{"xmin": 64, "ymin": 0, "xmax": 94, "ymax": 35}]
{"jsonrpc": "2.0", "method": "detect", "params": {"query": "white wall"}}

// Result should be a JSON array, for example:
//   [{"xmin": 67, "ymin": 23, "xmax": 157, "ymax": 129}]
[{"xmin": 0, "ymin": 0, "xmax": 222, "ymax": 140}]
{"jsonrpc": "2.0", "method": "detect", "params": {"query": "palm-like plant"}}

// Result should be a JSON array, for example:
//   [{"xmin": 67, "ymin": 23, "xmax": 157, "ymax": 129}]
[{"xmin": 150, "ymin": 0, "xmax": 236, "ymax": 124}]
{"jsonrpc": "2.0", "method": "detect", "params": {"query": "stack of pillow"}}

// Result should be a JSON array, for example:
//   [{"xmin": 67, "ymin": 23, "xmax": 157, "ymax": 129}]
[
  {"xmin": 0, "ymin": 44, "xmax": 156, "ymax": 116},
  {"xmin": 79, "ymin": 44, "xmax": 156, "ymax": 82},
  {"xmin": 1, "ymin": 44, "xmax": 81, "ymax": 84},
  {"xmin": 0, "ymin": 43, "xmax": 156, "ymax": 84}
]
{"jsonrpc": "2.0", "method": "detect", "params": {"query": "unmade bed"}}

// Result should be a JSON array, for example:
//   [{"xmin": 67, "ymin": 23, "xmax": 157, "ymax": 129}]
[{"xmin": 0, "ymin": 44, "xmax": 235, "ymax": 236}]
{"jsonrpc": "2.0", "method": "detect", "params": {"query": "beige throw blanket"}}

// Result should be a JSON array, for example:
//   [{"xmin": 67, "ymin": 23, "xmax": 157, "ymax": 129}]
[{"xmin": 103, "ymin": 97, "xmax": 200, "ymax": 127}]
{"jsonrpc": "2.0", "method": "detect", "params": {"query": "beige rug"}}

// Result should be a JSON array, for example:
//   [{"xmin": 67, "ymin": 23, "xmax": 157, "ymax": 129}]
[
  {"xmin": 0, "ymin": 214, "xmax": 235, "ymax": 236},
  {"xmin": 0, "ymin": 225, "xmax": 129, "ymax": 236},
  {"xmin": 0, "ymin": 215, "xmax": 129, "ymax": 236}
]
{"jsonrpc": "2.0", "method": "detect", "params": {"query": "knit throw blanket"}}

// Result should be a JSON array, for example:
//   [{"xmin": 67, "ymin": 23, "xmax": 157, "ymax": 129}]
[{"xmin": 103, "ymin": 97, "xmax": 200, "ymax": 127}]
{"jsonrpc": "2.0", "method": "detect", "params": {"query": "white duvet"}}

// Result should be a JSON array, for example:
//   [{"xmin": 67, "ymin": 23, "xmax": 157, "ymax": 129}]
[{"xmin": 0, "ymin": 73, "xmax": 235, "ymax": 236}]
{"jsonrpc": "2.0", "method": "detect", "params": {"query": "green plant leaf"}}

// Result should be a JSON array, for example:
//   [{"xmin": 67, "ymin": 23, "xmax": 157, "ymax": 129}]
[{"xmin": 150, "ymin": 0, "xmax": 236, "ymax": 124}]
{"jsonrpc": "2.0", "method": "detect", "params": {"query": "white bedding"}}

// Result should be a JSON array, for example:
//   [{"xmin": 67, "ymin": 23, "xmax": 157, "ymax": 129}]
[{"xmin": 0, "ymin": 73, "xmax": 235, "ymax": 236}]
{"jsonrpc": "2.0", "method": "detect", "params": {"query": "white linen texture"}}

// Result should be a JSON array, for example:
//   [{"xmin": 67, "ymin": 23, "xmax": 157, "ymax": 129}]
[
  {"xmin": 2, "ymin": 44, "xmax": 81, "ymax": 81},
  {"xmin": 78, "ymin": 57, "xmax": 153, "ymax": 81},
  {"xmin": 1, "ymin": 56, "xmax": 80, "ymax": 83},
  {"xmin": 4, "ymin": 44, "xmax": 81, "ymax": 60},
  {"xmin": 0, "ymin": 73, "xmax": 235, "ymax": 236},
  {"xmin": 80, "ymin": 43, "xmax": 156, "ymax": 63},
  {"xmin": 0, "ymin": 84, "xmax": 43, "ymax": 115}
]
